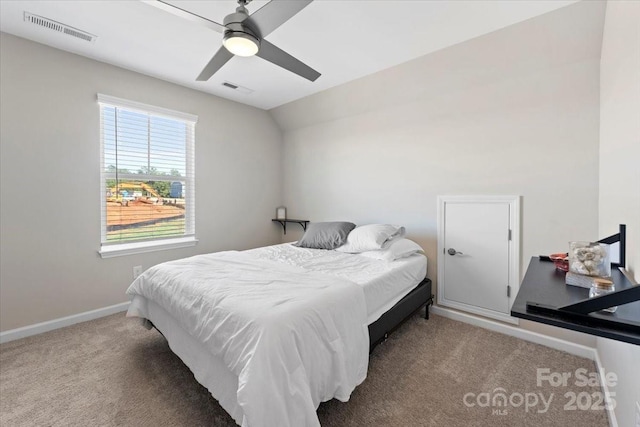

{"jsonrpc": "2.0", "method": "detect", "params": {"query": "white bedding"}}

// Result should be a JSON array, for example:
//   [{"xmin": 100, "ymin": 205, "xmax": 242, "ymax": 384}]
[
  {"xmin": 244, "ymin": 243, "xmax": 427, "ymax": 323},
  {"xmin": 126, "ymin": 250, "xmax": 369, "ymax": 427}
]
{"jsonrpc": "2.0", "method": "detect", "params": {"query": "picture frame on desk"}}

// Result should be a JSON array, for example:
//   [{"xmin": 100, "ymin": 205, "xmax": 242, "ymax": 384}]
[{"xmin": 275, "ymin": 206, "xmax": 287, "ymax": 220}]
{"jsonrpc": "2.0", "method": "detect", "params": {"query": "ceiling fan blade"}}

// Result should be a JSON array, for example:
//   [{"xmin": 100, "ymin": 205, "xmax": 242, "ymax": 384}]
[
  {"xmin": 196, "ymin": 46, "xmax": 234, "ymax": 81},
  {"xmin": 256, "ymin": 39, "xmax": 320, "ymax": 82},
  {"xmin": 143, "ymin": 0, "xmax": 225, "ymax": 33},
  {"xmin": 245, "ymin": 0, "xmax": 313, "ymax": 37}
]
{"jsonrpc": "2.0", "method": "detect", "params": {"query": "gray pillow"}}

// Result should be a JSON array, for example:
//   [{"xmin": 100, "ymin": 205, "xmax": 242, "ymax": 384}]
[{"xmin": 294, "ymin": 221, "xmax": 356, "ymax": 250}]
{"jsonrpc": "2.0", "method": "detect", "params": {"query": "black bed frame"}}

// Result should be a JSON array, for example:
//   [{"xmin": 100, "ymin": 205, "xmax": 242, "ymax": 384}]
[
  {"xmin": 149, "ymin": 277, "xmax": 433, "ymax": 354},
  {"xmin": 368, "ymin": 278, "xmax": 433, "ymax": 353}
]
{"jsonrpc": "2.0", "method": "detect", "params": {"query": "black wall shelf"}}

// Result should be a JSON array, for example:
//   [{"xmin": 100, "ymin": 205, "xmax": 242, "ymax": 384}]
[
  {"xmin": 512, "ymin": 258, "xmax": 639, "ymax": 345},
  {"xmin": 511, "ymin": 225, "xmax": 639, "ymax": 345},
  {"xmin": 272, "ymin": 219, "xmax": 309, "ymax": 235}
]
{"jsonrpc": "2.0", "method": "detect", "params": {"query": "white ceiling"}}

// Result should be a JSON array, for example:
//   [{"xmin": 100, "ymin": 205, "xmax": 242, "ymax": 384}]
[{"xmin": 0, "ymin": 0, "xmax": 579, "ymax": 110}]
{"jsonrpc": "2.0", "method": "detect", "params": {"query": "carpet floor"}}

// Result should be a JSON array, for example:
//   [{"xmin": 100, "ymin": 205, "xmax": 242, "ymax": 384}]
[{"xmin": 0, "ymin": 311, "xmax": 609, "ymax": 426}]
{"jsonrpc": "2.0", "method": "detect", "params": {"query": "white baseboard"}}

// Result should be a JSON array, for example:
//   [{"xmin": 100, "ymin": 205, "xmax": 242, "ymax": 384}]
[
  {"xmin": 593, "ymin": 349, "xmax": 619, "ymax": 427},
  {"xmin": 430, "ymin": 305, "xmax": 596, "ymax": 359},
  {"xmin": 430, "ymin": 305, "xmax": 618, "ymax": 426},
  {"xmin": 0, "ymin": 301, "xmax": 130, "ymax": 344}
]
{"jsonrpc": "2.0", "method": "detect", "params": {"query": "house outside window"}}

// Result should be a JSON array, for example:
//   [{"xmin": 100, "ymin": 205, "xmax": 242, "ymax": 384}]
[{"xmin": 98, "ymin": 94, "xmax": 197, "ymax": 257}]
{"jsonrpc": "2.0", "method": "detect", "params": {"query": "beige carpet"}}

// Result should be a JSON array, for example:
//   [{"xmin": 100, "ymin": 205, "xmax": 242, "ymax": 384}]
[{"xmin": 1, "ymin": 312, "xmax": 609, "ymax": 427}]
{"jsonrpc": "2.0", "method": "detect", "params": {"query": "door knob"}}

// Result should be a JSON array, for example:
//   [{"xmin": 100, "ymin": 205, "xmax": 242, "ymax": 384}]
[{"xmin": 447, "ymin": 248, "xmax": 463, "ymax": 256}]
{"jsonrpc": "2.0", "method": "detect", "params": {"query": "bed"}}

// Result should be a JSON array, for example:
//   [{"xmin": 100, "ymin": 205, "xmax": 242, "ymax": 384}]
[{"xmin": 127, "ymin": 233, "xmax": 432, "ymax": 427}]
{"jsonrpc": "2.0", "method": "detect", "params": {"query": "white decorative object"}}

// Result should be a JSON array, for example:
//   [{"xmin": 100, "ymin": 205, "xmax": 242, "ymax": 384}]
[
  {"xmin": 568, "ymin": 242, "xmax": 611, "ymax": 278},
  {"xmin": 566, "ymin": 272, "xmax": 598, "ymax": 289},
  {"xmin": 275, "ymin": 206, "xmax": 287, "ymax": 220}
]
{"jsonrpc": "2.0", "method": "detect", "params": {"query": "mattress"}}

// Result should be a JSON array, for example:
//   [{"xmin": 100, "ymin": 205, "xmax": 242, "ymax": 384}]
[{"xmin": 243, "ymin": 243, "xmax": 427, "ymax": 324}]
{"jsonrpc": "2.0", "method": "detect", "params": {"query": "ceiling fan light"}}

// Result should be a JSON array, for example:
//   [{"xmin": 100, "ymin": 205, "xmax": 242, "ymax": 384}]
[{"xmin": 223, "ymin": 31, "xmax": 259, "ymax": 57}]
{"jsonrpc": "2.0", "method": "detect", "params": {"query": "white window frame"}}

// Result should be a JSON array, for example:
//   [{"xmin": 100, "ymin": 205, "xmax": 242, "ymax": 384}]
[{"xmin": 97, "ymin": 94, "xmax": 198, "ymax": 258}]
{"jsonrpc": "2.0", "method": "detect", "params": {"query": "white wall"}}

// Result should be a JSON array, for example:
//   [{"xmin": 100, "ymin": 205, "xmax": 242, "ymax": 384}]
[
  {"xmin": 597, "ymin": 2, "xmax": 640, "ymax": 426},
  {"xmin": 599, "ymin": 1, "xmax": 640, "ymax": 280},
  {"xmin": 0, "ymin": 33, "xmax": 284, "ymax": 331},
  {"xmin": 271, "ymin": 1, "xmax": 603, "ymax": 348}
]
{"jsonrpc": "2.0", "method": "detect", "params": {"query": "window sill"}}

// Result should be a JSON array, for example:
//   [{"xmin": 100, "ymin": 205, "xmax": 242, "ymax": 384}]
[{"xmin": 99, "ymin": 236, "xmax": 198, "ymax": 258}]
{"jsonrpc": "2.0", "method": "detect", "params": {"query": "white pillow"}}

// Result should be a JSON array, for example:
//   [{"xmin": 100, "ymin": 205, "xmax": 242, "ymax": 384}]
[
  {"xmin": 336, "ymin": 224, "xmax": 406, "ymax": 253},
  {"xmin": 359, "ymin": 238, "xmax": 424, "ymax": 262}
]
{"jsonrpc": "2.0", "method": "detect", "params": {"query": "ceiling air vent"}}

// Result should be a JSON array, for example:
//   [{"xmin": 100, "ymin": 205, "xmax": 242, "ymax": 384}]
[
  {"xmin": 24, "ymin": 12, "xmax": 97, "ymax": 43},
  {"xmin": 222, "ymin": 81, "xmax": 254, "ymax": 95}
]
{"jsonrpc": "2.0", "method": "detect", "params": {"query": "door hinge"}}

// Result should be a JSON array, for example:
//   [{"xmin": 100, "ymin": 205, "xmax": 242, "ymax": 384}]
[
  {"xmin": 507, "ymin": 285, "xmax": 511, "ymax": 297},
  {"xmin": 508, "ymin": 229, "xmax": 512, "ymax": 241}
]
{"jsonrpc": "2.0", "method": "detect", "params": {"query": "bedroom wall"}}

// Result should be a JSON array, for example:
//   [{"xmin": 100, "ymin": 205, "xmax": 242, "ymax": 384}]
[
  {"xmin": 0, "ymin": 33, "xmax": 284, "ymax": 331},
  {"xmin": 270, "ymin": 1, "xmax": 605, "ymax": 346},
  {"xmin": 597, "ymin": 1, "xmax": 640, "ymax": 426}
]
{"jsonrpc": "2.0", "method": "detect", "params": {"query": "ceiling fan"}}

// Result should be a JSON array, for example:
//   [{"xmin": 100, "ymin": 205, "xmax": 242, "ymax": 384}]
[{"xmin": 146, "ymin": 0, "xmax": 321, "ymax": 82}]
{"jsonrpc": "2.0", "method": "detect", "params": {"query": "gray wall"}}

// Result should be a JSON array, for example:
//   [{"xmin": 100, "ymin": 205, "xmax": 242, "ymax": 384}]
[
  {"xmin": 270, "ymin": 1, "xmax": 605, "ymax": 346},
  {"xmin": 597, "ymin": 2, "xmax": 640, "ymax": 426},
  {"xmin": 0, "ymin": 33, "xmax": 283, "ymax": 331}
]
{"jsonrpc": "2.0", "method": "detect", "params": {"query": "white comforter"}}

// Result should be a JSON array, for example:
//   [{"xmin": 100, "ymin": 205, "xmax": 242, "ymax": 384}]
[{"xmin": 126, "ymin": 250, "xmax": 369, "ymax": 427}]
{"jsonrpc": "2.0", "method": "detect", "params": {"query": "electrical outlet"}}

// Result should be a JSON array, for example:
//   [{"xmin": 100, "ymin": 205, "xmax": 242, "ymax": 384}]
[{"xmin": 133, "ymin": 265, "xmax": 143, "ymax": 279}]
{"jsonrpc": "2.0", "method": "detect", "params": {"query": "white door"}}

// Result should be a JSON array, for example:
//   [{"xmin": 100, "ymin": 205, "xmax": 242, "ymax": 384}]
[{"xmin": 437, "ymin": 196, "xmax": 520, "ymax": 324}]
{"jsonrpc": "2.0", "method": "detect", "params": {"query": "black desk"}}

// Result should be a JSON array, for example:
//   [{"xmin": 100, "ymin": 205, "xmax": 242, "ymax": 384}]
[{"xmin": 511, "ymin": 257, "xmax": 640, "ymax": 345}]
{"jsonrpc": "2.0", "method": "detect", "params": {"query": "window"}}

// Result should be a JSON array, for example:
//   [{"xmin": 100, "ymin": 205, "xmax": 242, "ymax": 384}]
[{"xmin": 98, "ymin": 94, "xmax": 197, "ymax": 257}]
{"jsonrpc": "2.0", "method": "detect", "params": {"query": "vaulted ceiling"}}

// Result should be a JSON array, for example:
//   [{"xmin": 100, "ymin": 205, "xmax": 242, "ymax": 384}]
[{"xmin": 0, "ymin": 0, "xmax": 579, "ymax": 110}]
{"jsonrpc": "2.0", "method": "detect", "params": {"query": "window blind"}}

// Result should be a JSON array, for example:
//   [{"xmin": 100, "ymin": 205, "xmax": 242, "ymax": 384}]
[{"xmin": 98, "ymin": 94, "xmax": 196, "ymax": 249}]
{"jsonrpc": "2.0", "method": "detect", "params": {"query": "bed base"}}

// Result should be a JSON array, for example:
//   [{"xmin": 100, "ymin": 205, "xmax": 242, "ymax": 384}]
[{"xmin": 368, "ymin": 278, "xmax": 433, "ymax": 353}]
